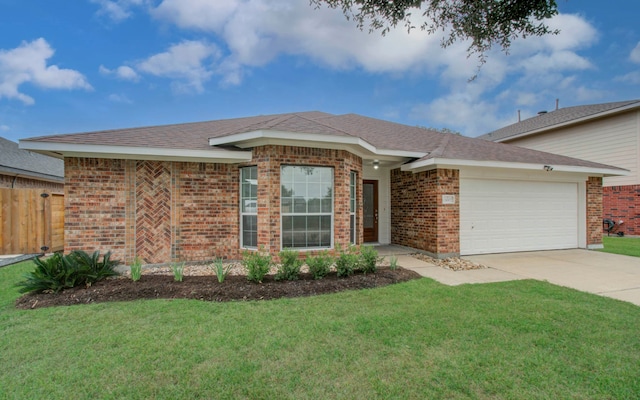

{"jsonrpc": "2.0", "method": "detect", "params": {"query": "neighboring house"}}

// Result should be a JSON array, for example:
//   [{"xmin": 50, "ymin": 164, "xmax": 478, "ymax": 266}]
[
  {"xmin": 481, "ymin": 100, "xmax": 640, "ymax": 236},
  {"xmin": 20, "ymin": 112, "xmax": 624, "ymax": 264},
  {"xmin": 1, "ymin": 136, "xmax": 64, "ymax": 190}
]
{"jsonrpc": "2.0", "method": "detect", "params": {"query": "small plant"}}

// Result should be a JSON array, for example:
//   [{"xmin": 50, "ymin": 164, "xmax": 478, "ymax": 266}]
[
  {"xmin": 335, "ymin": 245, "xmax": 359, "ymax": 278},
  {"xmin": 130, "ymin": 257, "xmax": 142, "ymax": 282},
  {"xmin": 359, "ymin": 245, "xmax": 379, "ymax": 274},
  {"xmin": 171, "ymin": 262, "xmax": 185, "ymax": 282},
  {"xmin": 242, "ymin": 248, "xmax": 272, "ymax": 283},
  {"xmin": 16, "ymin": 250, "xmax": 121, "ymax": 294},
  {"xmin": 211, "ymin": 258, "xmax": 233, "ymax": 283},
  {"xmin": 276, "ymin": 249, "xmax": 303, "ymax": 281},
  {"xmin": 306, "ymin": 250, "xmax": 334, "ymax": 279},
  {"xmin": 389, "ymin": 255, "xmax": 399, "ymax": 271}
]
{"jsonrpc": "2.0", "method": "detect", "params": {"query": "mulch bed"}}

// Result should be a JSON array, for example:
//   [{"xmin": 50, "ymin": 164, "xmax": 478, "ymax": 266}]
[{"xmin": 15, "ymin": 267, "xmax": 421, "ymax": 310}]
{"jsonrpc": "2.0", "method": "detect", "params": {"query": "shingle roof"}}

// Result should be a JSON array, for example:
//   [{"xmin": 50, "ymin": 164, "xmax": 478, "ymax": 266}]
[
  {"xmin": 481, "ymin": 100, "xmax": 640, "ymax": 142},
  {"xmin": 0, "ymin": 136, "xmax": 64, "ymax": 181},
  {"xmin": 22, "ymin": 111, "xmax": 624, "ymax": 171}
]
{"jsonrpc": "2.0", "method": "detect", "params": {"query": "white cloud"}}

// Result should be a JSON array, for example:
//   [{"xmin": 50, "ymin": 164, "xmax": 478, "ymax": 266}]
[
  {"xmin": 0, "ymin": 38, "xmax": 92, "ymax": 105},
  {"xmin": 0, "ymin": 124, "xmax": 9, "ymax": 131},
  {"xmin": 108, "ymin": 93, "xmax": 133, "ymax": 103},
  {"xmin": 91, "ymin": 0, "xmax": 148, "ymax": 22},
  {"xmin": 99, "ymin": 64, "xmax": 140, "ymax": 81},
  {"xmin": 630, "ymin": 42, "xmax": 640, "ymax": 64},
  {"xmin": 136, "ymin": 40, "xmax": 220, "ymax": 92},
  {"xmin": 615, "ymin": 71, "xmax": 640, "ymax": 84}
]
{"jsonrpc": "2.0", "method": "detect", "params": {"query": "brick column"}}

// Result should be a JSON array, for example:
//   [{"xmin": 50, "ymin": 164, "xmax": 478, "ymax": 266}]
[{"xmin": 586, "ymin": 177, "xmax": 603, "ymax": 247}]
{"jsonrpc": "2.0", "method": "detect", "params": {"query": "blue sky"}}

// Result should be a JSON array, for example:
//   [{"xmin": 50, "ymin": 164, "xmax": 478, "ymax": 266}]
[{"xmin": 1, "ymin": 0, "xmax": 639, "ymax": 142}]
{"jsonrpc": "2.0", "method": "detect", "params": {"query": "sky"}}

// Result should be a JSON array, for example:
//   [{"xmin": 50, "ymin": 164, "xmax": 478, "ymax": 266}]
[{"xmin": 1, "ymin": 0, "xmax": 639, "ymax": 143}]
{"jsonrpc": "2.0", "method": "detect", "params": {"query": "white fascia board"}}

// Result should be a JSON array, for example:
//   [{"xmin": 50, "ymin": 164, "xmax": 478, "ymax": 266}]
[
  {"xmin": 19, "ymin": 141, "xmax": 252, "ymax": 163},
  {"xmin": 401, "ymin": 157, "xmax": 629, "ymax": 177},
  {"xmin": 208, "ymin": 130, "xmax": 426, "ymax": 159},
  {"xmin": 496, "ymin": 102, "xmax": 640, "ymax": 142}
]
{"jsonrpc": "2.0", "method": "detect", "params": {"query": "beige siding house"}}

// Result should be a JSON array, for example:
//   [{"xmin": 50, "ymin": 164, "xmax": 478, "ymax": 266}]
[{"xmin": 482, "ymin": 100, "xmax": 640, "ymax": 235}]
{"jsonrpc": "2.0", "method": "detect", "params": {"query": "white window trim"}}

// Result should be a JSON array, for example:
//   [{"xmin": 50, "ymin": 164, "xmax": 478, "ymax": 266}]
[
  {"xmin": 280, "ymin": 165, "xmax": 334, "ymax": 251},
  {"xmin": 350, "ymin": 171, "xmax": 357, "ymax": 245},
  {"xmin": 240, "ymin": 166, "xmax": 258, "ymax": 249}
]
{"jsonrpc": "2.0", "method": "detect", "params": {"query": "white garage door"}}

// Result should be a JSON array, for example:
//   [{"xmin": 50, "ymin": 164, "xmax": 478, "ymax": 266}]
[{"xmin": 460, "ymin": 179, "xmax": 578, "ymax": 255}]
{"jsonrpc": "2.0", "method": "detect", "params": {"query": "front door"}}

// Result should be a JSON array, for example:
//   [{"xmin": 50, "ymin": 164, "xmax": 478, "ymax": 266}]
[{"xmin": 363, "ymin": 180, "xmax": 378, "ymax": 243}]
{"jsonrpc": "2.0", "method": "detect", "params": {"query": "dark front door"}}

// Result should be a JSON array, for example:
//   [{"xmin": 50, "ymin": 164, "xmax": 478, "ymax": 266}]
[{"xmin": 363, "ymin": 180, "xmax": 378, "ymax": 243}]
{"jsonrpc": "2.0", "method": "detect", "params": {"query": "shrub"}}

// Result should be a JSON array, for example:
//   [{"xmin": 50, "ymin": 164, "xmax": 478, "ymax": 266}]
[
  {"xmin": 210, "ymin": 258, "xmax": 232, "ymax": 283},
  {"xmin": 243, "ymin": 248, "xmax": 272, "ymax": 283},
  {"xmin": 130, "ymin": 257, "xmax": 142, "ymax": 281},
  {"xmin": 389, "ymin": 255, "xmax": 399, "ymax": 271},
  {"xmin": 306, "ymin": 250, "xmax": 334, "ymax": 279},
  {"xmin": 171, "ymin": 262, "xmax": 185, "ymax": 282},
  {"xmin": 335, "ymin": 246, "xmax": 359, "ymax": 278},
  {"xmin": 276, "ymin": 249, "xmax": 303, "ymax": 281},
  {"xmin": 16, "ymin": 250, "xmax": 120, "ymax": 294},
  {"xmin": 359, "ymin": 245, "xmax": 379, "ymax": 274}
]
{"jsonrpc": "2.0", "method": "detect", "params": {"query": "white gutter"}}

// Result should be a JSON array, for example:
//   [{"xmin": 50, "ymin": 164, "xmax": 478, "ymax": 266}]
[
  {"xmin": 19, "ymin": 141, "xmax": 253, "ymax": 163},
  {"xmin": 401, "ymin": 157, "xmax": 629, "ymax": 177}
]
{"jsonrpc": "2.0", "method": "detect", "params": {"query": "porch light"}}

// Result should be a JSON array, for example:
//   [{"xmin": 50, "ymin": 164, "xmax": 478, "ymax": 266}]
[{"xmin": 373, "ymin": 160, "xmax": 380, "ymax": 170}]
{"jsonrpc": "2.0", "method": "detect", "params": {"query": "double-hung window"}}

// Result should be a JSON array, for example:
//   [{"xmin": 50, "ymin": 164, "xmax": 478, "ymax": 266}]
[
  {"xmin": 281, "ymin": 166, "xmax": 333, "ymax": 249},
  {"xmin": 240, "ymin": 166, "xmax": 258, "ymax": 248},
  {"xmin": 349, "ymin": 171, "xmax": 356, "ymax": 244}
]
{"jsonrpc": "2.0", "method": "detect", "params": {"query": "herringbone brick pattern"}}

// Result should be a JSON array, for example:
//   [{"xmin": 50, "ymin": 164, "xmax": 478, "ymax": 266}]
[{"xmin": 136, "ymin": 161, "xmax": 172, "ymax": 263}]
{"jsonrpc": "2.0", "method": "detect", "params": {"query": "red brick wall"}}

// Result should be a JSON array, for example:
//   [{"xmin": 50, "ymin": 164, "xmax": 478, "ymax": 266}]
[
  {"xmin": 0, "ymin": 173, "xmax": 64, "ymax": 191},
  {"xmin": 65, "ymin": 158, "xmax": 127, "ymax": 257},
  {"xmin": 587, "ymin": 177, "xmax": 603, "ymax": 246},
  {"xmin": 250, "ymin": 145, "xmax": 363, "ymax": 256},
  {"xmin": 603, "ymin": 184, "xmax": 639, "ymax": 236},
  {"xmin": 390, "ymin": 168, "xmax": 460, "ymax": 257},
  {"xmin": 65, "ymin": 147, "xmax": 362, "ymax": 264}
]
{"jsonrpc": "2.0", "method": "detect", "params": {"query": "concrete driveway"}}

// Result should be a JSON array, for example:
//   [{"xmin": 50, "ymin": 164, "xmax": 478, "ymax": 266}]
[{"xmin": 464, "ymin": 250, "xmax": 640, "ymax": 306}]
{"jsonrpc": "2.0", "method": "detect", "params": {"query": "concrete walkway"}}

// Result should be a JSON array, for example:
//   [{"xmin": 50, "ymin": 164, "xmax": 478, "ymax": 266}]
[{"xmin": 380, "ymin": 245, "xmax": 640, "ymax": 306}]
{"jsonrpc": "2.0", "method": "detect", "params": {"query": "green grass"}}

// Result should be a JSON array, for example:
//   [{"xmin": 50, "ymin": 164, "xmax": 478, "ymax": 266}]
[
  {"xmin": 599, "ymin": 236, "xmax": 640, "ymax": 257},
  {"xmin": 1, "ymin": 261, "xmax": 640, "ymax": 399}
]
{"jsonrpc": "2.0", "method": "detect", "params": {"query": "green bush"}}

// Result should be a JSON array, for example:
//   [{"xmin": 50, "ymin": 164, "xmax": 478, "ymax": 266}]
[
  {"xmin": 335, "ymin": 246, "xmax": 359, "ymax": 278},
  {"xmin": 130, "ymin": 257, "xmax": 142, "ymax": 281},
  {"xmin": 276, "ymin": 249, "xmax": 303, "ymax": 281},
  {"xmin": 359, "ymin": 245, "xmax": 379, "ymax": 274},
  {"xmin": 243, "ymin": 249, "xmax": 272, "ymax": 283},
  {"xmin": 16, "ymin": 250, "xmax": 120, "ymax": 294},
  {"xmin": 210, "ymin": 258, "xmax": 232, "ymax": 283},
  {"xmin": 306, "ymin": 251, "xmax": 334, "ymax": 279}
]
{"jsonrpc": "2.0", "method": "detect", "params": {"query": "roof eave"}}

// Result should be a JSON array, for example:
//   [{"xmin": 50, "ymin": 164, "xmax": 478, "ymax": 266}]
[
  {"xmin": 208, "ymin": 129, "xmax": 427, "ymax": 160},
  {"xmin": 19, "ymin": 141, "xmax": 253, "ymax": 164},
  {"xmin": 401, "ymin": 158, "xmax": 629, "ymax": 177}
]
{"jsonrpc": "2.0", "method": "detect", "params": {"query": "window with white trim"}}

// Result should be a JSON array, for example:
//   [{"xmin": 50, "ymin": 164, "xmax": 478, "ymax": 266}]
[
  {"xmin": 240, "ymin": 166, "xmax": 258, "ymax": 249},
  {"xmin": 350, "ymin": 171, "xmax": 356, "ymax": 244},
  {"xmin": 281, "ymin": 166, "xmax": 333, "ymax": 249}
]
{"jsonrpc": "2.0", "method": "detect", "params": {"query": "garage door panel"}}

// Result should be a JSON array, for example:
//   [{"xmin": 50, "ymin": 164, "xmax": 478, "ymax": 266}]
[{"xmin": 461, "ymin": 179, "xmax": 578, "ymax": 255}]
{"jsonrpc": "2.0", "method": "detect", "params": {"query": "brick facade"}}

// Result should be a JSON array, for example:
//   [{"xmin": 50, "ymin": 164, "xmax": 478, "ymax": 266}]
[
  {"xmin": 0, "ymin": 173, "xmax": 64, "ymax": 191},
  {"xmin": 603, "ymin": 184, "xmax": 639, "ymax": 236},
  {"xmin": 587, "ymin": 177, "xmax": 604, "ymax": 246},
  {"xmin": 65, "ymin": 146, "xmax": 362, "ymax": 264},
  {"xmin": 390, "ymin": 168, "xmax": 460, "ymax": 257}
]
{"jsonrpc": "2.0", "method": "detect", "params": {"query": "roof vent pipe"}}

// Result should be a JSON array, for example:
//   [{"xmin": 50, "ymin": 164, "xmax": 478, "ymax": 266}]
[
  {"xmin": 517, "ymin": 110, "xmax": 521, "ymax": 122},
  {"xmin": 555, "ymin": 98, "xmax": 559, "ymax": 110}
]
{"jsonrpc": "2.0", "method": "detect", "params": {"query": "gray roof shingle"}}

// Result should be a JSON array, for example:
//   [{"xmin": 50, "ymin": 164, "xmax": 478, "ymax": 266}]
[
  {"xmin": 481, "ymin": 100, "xmax": 640, "ymax": 142},
  {"xmin": 22, "ymin": 111, "xmax": 624, "ymax": 171},
  {"xmin": 0, "ymin": 136, "xmax": 64, "ymax": 181}
]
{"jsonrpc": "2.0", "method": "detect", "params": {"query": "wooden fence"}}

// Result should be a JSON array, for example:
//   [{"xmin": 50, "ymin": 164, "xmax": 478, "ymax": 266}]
[{"xmin": 0, "ymin": 188, "xmax": 64, "ymax": 255}]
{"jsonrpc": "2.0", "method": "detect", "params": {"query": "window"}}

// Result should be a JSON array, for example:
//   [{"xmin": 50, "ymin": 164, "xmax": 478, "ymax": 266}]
[
  {"xmin": 281, "ymin": 166, "xmax": 333, "ymax": 249},
  {"xmin": 240, "ymin": 166, "xmax": 257, "ymax": 248},
  {"xmin": 350, "ymin": 171, "xmax": 356, "ymax": 244}
]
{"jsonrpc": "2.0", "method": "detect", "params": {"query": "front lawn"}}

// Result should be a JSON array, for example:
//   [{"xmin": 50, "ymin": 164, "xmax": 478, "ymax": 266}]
[
  {"xmin": 599, "ymin": 236, "xmax": 640, "ymax": 257},
  {"xmin": 1, "ymin": 260, "xmax": 639, "ymax": 399}
]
